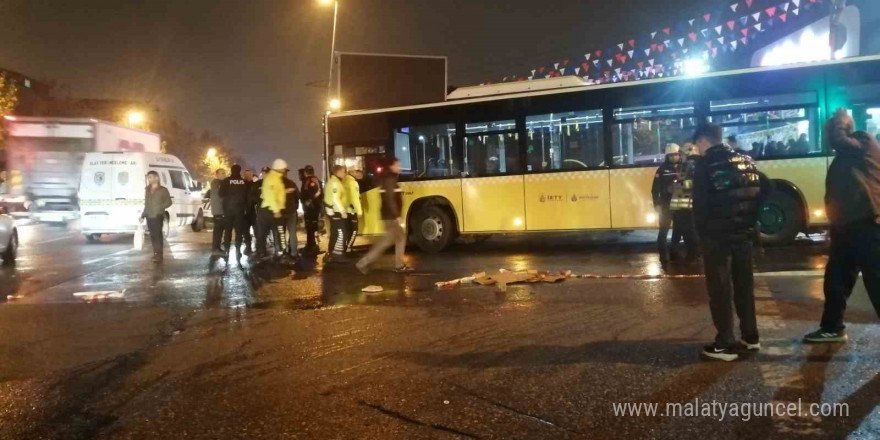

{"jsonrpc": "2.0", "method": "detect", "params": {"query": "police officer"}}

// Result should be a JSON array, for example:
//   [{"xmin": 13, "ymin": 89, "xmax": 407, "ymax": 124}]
[
  {"xmin": 257, "ymin": 160, "xmax": 287, "ymax": 261},
  {"xmin": 651, "ymin": 144, "xmax": 682, "ymax": 263},
  {"xmin": 300, "ymin": 165, "xmax": 323, "ymax": 255},
  {"xmin": 219, "ymin": 164, "xmax": 250, "ymax": 259},
  {"xmin": 343, "ymin": 167, "xmax": 363, "ymax": 254},
  {"xmin": 692, "ymin": 123, "xmax": 768, "ymax": 361},
  {"xmin": 281, "ymin": 169, "xmax": 300, "ymax": 259},
  {"xmin": 241, "ymin": 168, "xmax": 256, "ymax": 255},
  {"xmin": 323, "ymin": 165, "xmax": 348, "ymax": 263}
]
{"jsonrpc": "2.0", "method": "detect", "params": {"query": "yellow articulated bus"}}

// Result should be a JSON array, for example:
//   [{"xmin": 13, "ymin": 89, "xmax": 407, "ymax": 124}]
[{"xmin": 327, "ymin": 55, "xmax": 880, "ymax": 253}]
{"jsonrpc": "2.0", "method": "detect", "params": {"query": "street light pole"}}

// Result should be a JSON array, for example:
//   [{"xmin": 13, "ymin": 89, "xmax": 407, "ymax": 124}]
[
  {"xmin": 321, "ymin": 0, "xmax": 339, "ymax": 183},
  {"xmin": 326, "ymin": 0, "xmax": 338, "ymax": 104}
]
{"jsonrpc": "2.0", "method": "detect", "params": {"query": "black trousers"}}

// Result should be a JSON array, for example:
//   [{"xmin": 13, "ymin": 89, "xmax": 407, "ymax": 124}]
[
  {"xmin": 304, "ymin": 208, "xmax": 321, "ymax": 249},
  {"xmin": 146, "ymin": 216, "xmax": 164, "ymax": 256},
  {"xmin": 672, "ymin": 209, "xmax": 699, "ymax": 259},
  {"xmin": 212, "ymin": 215, "xmax": 226, "ymax": 251},
  {"xmin": 223, "ymin": 213, "xmax": 245, "ymax": 250},
  {"xmin": 256, "ymin": 208, "xmax": 282, "ymax": 257},
  {"xmin": 243, "ymin": 210, "xmax": 256, "ymax": 250},
  {"xmin": 821, "ymin": 221, "xmax": 880, "ymax": 332},
  {"xmin": 328, "ymin": 214, "xmax": 347, "ymax": 258},
  {"xmin": 345, "ymin": 215, "xmax": 358, "ymax": 253},
  {"xmin": 702, "ymin": 239, "xmax": 758, "ymax": 348},
  {"xmin": 657, "ymin": 205, "xmax": 673, "ymax": 260}
]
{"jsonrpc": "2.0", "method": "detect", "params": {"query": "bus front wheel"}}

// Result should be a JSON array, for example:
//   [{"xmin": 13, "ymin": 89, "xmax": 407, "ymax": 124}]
[
  {"xmin": 760, "ymin": 191, "xmax": 803, "ymax": 245},
  {"xmin": 412, "ymin": 205, "xmax": 453, "ymax": 253}
]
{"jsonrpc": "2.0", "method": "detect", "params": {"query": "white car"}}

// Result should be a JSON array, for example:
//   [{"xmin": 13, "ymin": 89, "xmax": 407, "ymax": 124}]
[{"xmin": 0, "ymin": 207, "xmax": 19, "ymax": 265}]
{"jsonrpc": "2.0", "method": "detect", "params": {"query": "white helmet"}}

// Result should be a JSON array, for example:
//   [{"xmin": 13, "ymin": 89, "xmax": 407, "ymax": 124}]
[
  {"xmin": 272, "ymin": 158, "xmax": 288, "ymax": 171},
  {"xmin": 665, "ymin": 143, "xmax": 681, "ymax": 154}
]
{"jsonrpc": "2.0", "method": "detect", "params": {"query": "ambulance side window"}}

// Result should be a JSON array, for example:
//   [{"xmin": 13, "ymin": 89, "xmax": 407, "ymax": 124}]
[{"xmin": 168, "ymin": 170, "xmax": 187, "ymax": 190}]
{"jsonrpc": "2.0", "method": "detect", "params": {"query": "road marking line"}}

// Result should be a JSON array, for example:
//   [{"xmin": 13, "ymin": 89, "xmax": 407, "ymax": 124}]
[
  {"xmin": 83, "ymin": 249, "xmax": 134, "ymax": 265},
  {"xmin": 33, "ymin": 235, "xmax": 77, "ymax": 245}
]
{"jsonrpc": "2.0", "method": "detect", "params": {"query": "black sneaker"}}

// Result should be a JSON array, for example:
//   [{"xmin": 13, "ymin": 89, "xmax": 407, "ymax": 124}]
[
  {"xmin": 702, "ymin": 343, "xmax": 739, "ymax": 362},
  {"xmin": 393, "ymin": 265, "xmax": 415, "ymax": 273},
  {"xmin": 803, "ymin": 329, "xmax": 848, "ymax": 343},
  {"xmin": 733, "ymin": 340, "xmax": 761, "ymax": 353}
]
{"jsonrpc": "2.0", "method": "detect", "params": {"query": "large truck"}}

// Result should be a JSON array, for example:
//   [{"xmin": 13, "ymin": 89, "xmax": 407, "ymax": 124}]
[{"xmin": 1, "ymin": 117, "xmax": 161, "ymax": 224}]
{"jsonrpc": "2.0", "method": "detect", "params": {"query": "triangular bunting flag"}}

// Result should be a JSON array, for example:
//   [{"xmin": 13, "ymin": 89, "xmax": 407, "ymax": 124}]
[
  {"xmin": 554, "ymin": 63, "xmax": 559, "ymax": 70},
  {"xmin": 731, "ymin": 40, "xmax": 738, "ymax": 50},
  {"xmin": 779, "ymin": 13, "xmax": 787, "ymax": 22},
  {"xmin": 689, "ymin": 18, "xmax": 696, "ymax": 26},
  {"xmin": 706, "ymin": 41, "xmax": 713, "ymax": 49},
  {"xmin": 593, "ymin": 60, "xmax": 600, "ymax": 67},
  {"xmin": 563, "ymin": 59, "xmax": 570, "ymax": 66},
  {"xmin": 618, "ymin": 43, "xmax": 624, "ymax": 51},
  {"xmin": 712, "ymin": 47, "xmax": 719, "ymax": 58},
  {"xmin": 754, "ymin": 23, "xmax": 763, "ymax": 31},
  {"xmin": 780, "ymin": 2, "xmax": 789, "ymax": 11},
  {"xmin": 595, "ymin": 50, "xmax": 602, "ymax": 57},
  {"xmin": 628, "ymin": 50, "xmax": 634, "ymax": 58},
  {"xmin": 531, "ymin": 69, "xmax": 536, "ymax": 75},
  {"xmin": 663, "ymin": 28, "xmax": 671, "ymax": 35},
  {"xmin": 664, "ymin": 40, "xmax": 671, "ymax": 48},
  {"xmin": 792, "ymin": 0, "xmax": 800, "ymax": 6},
  {"xmin": 607, "ymin": 59, "xmax": 614, "ymax": 67},
  {"xmin": 629, "ymin": 39, "xmax": 635, "ymax": 47},
  {"xmin": 649, "ymin": 59, "xmax": 655, "ymax": 66},
  {"xmin": 704, "ymin": 13, "xmax": 711, "ymax": 22},
  {"xmin": 741, "ymin": 37, "xmax": 748, "ymax": 45},
  {"xmin": 746, "ymin": 0, "xmax": 754, "ymax": 7},
  {"xmin": 615, "ymin": 68, "xmax": 621, "ymax": 75},
  {"xmin": 581, "ymin": 63, "xmax": 588, "ymax": 72},
  {"xmin": 688, "ymin": 32, "xmax": 698, "ymax": 42},
  {"xmin": 742, "ymin": 28, "xmax": 749, "ymax": 36},
  {"xmin": 752, "ymin": 12, "xmax": 761, "ymax": 22},
  {"xmin": 645, "ymin": 48, "xmax": 651, "ymax": 56},
  {"xmin": 701, "ymin": 28, "xmax": 710, "ymax": 38},
  {"xmin": 559, "ymin": 68, "xmax": 565, "ymax": 75},
  {"xmin": 727, "ymin": 20, "xmax": 736, "ymax": 30},
  {"xmin": 731, "ymin": 3, "xmax": 739, "ymax": 12},
  {"xmin": 792, "ymin": 8, "xmax": 799, "ymax": 16},
  {"xmin": 740, "ymin": 16, "xmax": 749, "ymax": 26},
  {"xmin": 718, "ymin": 37, "xmax": 725, "ymax": 45},
  {"xmin": 574, "ymin": 67, "xmax": 581, "ymax": 75},
  {"xmin": 766, "ymin": 6, "xmax": 777, "ymax": 17},
  {"xmin": 715, "ymin": 25, "xmax": 723, "ymax": 35},
  {"xmin": 651, "ymin": 31, "xmax": 657, "ymax": 39},
  {"xmin": 683, "ymin": 48, "xmax": 689, "ymax": 54},
  {"xmin": 637, "ymin": 61, "xmax": 644, "ymax": 69},
  {"xmin": 678, "ymin": 38, "xmax": 685, "ymax": 46},
  {"xmin": 585, "ymin": 53, "xmax": 591, "ymax": 61}
]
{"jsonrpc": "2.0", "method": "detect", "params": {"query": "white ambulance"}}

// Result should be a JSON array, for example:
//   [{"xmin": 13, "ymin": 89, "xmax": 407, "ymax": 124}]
[{"xmin": 79, "ymin": 152, "xmax": 206, "ymax": 241}]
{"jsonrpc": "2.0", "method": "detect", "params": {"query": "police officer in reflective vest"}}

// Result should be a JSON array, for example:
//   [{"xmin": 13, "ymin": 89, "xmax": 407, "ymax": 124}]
[
  {"xmin": 343, "ymin": 167, "xmax": 363, "ymax": 254},
  {"xmin": 323, "ymin": 165, "xmax": 348, "ymax": 263},
  {"xmin": 651, "ymin": 143, "xmax": 683, "ymax": 263}
]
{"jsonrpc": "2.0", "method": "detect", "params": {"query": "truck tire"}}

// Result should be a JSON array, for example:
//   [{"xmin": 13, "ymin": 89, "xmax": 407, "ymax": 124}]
[
  {"xmin": 760, "ymin": 191, "xmax": 803, "ymax": 245},
  {"xmin": 412, "ymin": 205, "xmax": 453, "ymax": 253},
  {"xmin": 3, "ymin": 230, "xmax": 18, "ymax": 266},
  {"xmin": 191, "ymin": 209, "xmax": 205, "ymax": 232}
]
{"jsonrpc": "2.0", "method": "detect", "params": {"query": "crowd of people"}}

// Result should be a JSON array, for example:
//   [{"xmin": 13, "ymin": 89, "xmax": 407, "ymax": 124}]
[{"xmin": 142, "ymin": 156, "xmax": 413, "ymax": 274}]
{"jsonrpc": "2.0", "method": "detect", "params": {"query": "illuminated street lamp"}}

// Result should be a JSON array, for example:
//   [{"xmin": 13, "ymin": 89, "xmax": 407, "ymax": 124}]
[
  {"xmin": 206, "ymin": 147, "xmax": 217, "ymax": 159},
  {"xmin": 329, "ymin": 98, "xmax": 341, "ymax": 111},
  {"xmin": 127, "ymin": 111, "xmax": 144, "ymax": 127}
]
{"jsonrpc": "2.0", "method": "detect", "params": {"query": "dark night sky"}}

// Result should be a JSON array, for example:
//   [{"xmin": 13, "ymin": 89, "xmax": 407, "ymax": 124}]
[{"xmin": 0, "ymin": 0, "xmax": 710, "ymax": 168}]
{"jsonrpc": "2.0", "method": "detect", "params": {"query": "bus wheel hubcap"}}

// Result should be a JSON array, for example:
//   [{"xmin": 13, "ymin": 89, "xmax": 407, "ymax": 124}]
[
  {"xmin": 760, "ymin": 205, "xmax": 785, "ymax": 235},
  {"xmin": 421, "ymin": 216, "xmax": 443, "ymax": 241}
]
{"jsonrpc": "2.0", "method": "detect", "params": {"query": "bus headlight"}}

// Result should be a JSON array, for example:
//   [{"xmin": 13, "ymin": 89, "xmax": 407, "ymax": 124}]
[
  {"xmin": 513, "ymin": 217, "xmax": 523, "ymax": 227},
  {"xmin": 813, "ymin": 209, "xmax": 825, "ymax": 218},
  {"xmin": 646, "ymin": 213, "xmax": 657, "ymax": 224}
]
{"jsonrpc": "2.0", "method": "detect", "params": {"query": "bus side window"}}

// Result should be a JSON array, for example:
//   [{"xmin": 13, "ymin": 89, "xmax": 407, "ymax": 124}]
[
  {"xmin": 612, "ymin": 103, "xmax": 696, "ymax": 166},
  {"xmin": 394, "ymin": 124, "xmax": 458, "ymax": 179},
  {"xmin": 526, "ymin": 110, "xmax": 604, "ymax": 172},
  {"xmin": 709, "ymin": 92, "xmax": 819, "ymax": 159},
  {"xmin": 463, "ymin": 120, "xmax": 520, "ymax": 177}
]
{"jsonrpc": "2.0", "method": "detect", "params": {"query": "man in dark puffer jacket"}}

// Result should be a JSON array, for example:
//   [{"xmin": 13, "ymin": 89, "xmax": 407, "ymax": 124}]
[
  {"xmin": 692, "ymin": 123, "xmax": 768, "ymax": 362},
  {"xmin": 804, "ymin": 109, "xmax": 880, "ymax": 344}
]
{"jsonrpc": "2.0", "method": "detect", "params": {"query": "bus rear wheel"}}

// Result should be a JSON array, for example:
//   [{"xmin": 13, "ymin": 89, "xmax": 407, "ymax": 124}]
[
  {"xmin": 412, "ymin": 205, "xmax": 453, "ymax": 253},
  {"xmin": 760, "ymin": 191, "xmax": 803, "ymax": 245}
]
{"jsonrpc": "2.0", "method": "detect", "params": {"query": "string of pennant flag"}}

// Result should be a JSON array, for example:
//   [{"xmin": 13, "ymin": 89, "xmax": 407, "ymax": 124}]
[{"xmin": 498, "ymin": 0, "xmax": 829, "ymax": 85}]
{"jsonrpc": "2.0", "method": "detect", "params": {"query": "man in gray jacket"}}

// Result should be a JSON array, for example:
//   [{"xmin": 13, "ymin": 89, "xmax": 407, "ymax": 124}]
[
  {"xmin": 209, "ymin": 169, "xmax": 227, "ymax": 256},
  {"xmin": 142, "ymin": 171, "xmax": 172, "ymax": 263}
]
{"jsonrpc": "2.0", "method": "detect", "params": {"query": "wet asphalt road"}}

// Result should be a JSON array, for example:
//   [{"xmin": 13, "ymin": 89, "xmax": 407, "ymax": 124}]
[{"xmin": 0, "ymin": 224, "xmax": 877, "ymax": 439}]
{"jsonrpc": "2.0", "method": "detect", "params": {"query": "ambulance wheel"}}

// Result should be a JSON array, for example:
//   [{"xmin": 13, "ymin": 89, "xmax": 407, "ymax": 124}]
[
  {"xmin": 412, "ymin": 205, "xmax": 453, "ymax": 253},
  {"xmin": 191, "ymin": 209, "xmax": 205, "ymax": 232},
  {"xmin": 760, "ymin": 191, "xmax": 803, "ymax": 245}
]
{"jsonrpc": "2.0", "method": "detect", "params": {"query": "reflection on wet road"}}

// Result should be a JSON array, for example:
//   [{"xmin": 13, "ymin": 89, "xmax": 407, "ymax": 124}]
[{"xmin": 0, "ymin": 225, "xmax": 876, "ymax": 439}]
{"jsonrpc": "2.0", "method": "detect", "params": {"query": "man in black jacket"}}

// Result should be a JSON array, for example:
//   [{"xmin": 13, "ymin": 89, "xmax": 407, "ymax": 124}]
[
  {"xmin": 282, "ymin": 169, "xmax": 300, "ymax": 259},
  {"xmin": 804, "ymin": 109, "xmax": 880, "ymax": 343},
  {"xmin": 220, "ymin": 164, "xmax": 250, "ymax": 259},
  {"xmin": 355, "ymin": 157, "xmax": 412, "ymax": 273},
  {"xmin": 300, "ymin": 165, "xmax": 323, "ymax": 255},
  {"xmin": 651, "ymin": 144, "xmax": 682, "ymax": 263},
  {"xmin": 692, "ymin": 123, "xmax": 768, "ymax": 362},
  {"xmin": 241, "ymin": 168, "xmax": 256, "ymax": 254}
]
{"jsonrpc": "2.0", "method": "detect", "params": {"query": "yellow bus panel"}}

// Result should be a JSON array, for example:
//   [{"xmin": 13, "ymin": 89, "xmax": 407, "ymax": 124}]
[
  {"xmin": 462, "ymin": 176, "xmax": 526, "ymax": 232},
  {"xmin": 524, "ymin": 170, "xmax": 612, "ymax": 230},
  {"xmin": 400, "ymin": 179, "xmax": 464, "ymax": 231},
  {"xmin": 756, "ymin": 157, "xmax": 829, "ymax": 226},
  {"xmin": 610, "ymin": 167, "xmax": 657, "ymax": 229},
  {"xmin": 358, "ymin": 188, "xmax": 385, "ymax": 235}
]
